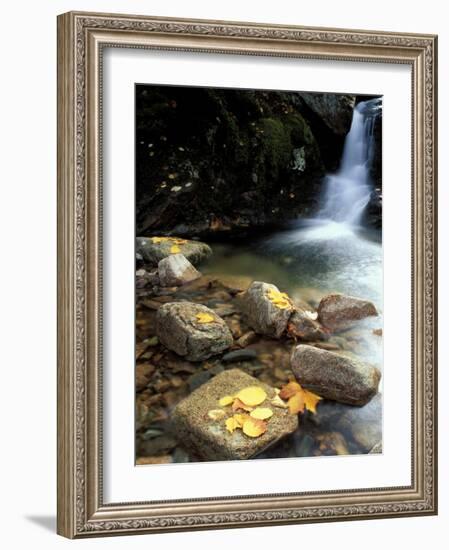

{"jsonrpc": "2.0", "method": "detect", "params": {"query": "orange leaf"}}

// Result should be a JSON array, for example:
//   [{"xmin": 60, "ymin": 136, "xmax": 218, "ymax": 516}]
[
  {"xmin": 232, "ymin": 398, "xmax": 253, "ymax": 412},
  {"xmin": 287, "ymin": 392, "xmax": 305, "ymax": 414},
  {"xmin": 303, "ymin": 388, "xmax": 322, "ymax": 414},
  {"xmin": 195, "ymin": 312, "xmax": 216, "ymax": 324},
  {"xmin": 279, "ymin": 381, "xmax": 302, "ymax": 400}
]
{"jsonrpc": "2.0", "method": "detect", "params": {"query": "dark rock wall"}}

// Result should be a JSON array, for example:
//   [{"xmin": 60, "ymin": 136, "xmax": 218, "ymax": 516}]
[{"xmin": 136, "ymin": 86, "xmax": 380, "ymax": 237}]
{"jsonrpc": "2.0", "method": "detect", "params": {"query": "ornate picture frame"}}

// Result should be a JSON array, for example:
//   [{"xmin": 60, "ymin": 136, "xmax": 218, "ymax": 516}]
[{"xmin": 57, "ymin": 11, "xmax": 437, "ymax": 538}]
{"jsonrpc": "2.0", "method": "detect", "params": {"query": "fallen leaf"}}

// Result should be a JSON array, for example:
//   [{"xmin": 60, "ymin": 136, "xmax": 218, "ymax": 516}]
[
  {"xmin": 242, "ymin": 417, "xmax": 267, "ymax": 438},
  {"xmin": 271, "ymin": 394, "xmax": 289, "ymax": 409},
  {"xmin": 302, "ymin": 388, "xmax": 322, "ymax": 414},
  {"xmin": 170, "ymin": 244, "xmax": 181, "ymax": 254},
  {"xmin": 233, "ymin": 413, "xmax": 249, "ymax": 427},
  {"xmin": 225, "ymin": 416, "xmax": 240, "ymax": 433},
  {"xmin": 250, "ymin": 407, "xmax": 273, "ymax": 420},
  {"xmin": 279, "ymin": 381, "xmax": 302, "ymax": 400},
  {"xmin": 232, "ymin": 398, "xmax": 253, "ymax": 412},
  {"xmin": 195, "ymin": 312, "xmax": 216, "ymax": 324},
  {"xmin": 236, "ymin": 386, "xmax": 267, "ymax": 407},
  {"xmin": 208, "ymin": 409, "xmax": 226, "ymax": 421},
  {"xmin": 219, "ymin": 395, "xmax": 234, "ymax": 407},
  {"xmin": 287, "ymin": 392, "xmax": 305, "ymax": 415},
  {"xmin": 266, "ymin": 288, "xmax": 293, "ymax": 310}
]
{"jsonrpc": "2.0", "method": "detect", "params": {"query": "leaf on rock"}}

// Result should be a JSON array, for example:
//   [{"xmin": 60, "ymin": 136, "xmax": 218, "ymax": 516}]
[
  {"xmin": 302, "ymin": 388, "xmax": 322, "ymax": 414},
  {"xmin": 236, "ymin": 386, "xmax": 267, "ymax": 407},
  {"xmin": 266, "ymin": 288, "xmax": 293, "ymax": 310},
  {"xmin": 219, "ymin": 395, "xmax": 234, "ymax": 407},
  {"xmin": 208, "ymin": 409, "xmax": 226, "ymax": 421},
  {"xmin": 233, "ymin": 413, "xmax": 249, "ymax": 427},
  {"xmin": 279, "ymin": 381, "xmax": 302, "ymax": 400},
  {"xmin": 242, "ymin": 417, "xmax": 267, "ymax": 438},
  {"xmin": 287, "ymin": 392, "xmax": 305, "ymax": 415},
  {"xmin": 232, "ymin": 398, "xmax": 253, "ymax": 412},
  {"xmin": 271, "ymin": 394, "xmax": 289, "ymax": 409},
  {"xmin": 250, "ymin": 407, "xmax": 273, "ymax": 420},
  {"xmin": 195, "ymin": 312, "xmax": 216, "ymax": 324},
  {"xmin": 225, "ymin": 416, "xmax": 240, "ymax": 433}
]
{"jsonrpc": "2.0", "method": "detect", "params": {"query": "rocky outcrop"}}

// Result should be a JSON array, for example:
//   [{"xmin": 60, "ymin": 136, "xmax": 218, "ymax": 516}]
[
  {"xmin": 291, "ymin": 344, "xmax": 381, "ymax": 406},
  {"xmin": 171, "ymin": 369, "xmax": 298, "ymax": 460},
  {"xmin": 158, "ymin": 254, "xmax": 201, "ymax": 287},
  {"xmin": 240, "ymin": 281, "xmax": 295, "ymax": 338},
  {"xmin": 317, "ymin": 293, "xmax": 378, "ymax": 332},
  {"xmin": 136, "ymin": 236, "xmax": 212, "ymax": 267},
  {"xmin": 156, "ymin": 302, "xmax": 233, "ymax": 361},
  {"xmin": 298, "ymin": 93, "xmax": 356, "ymax": 136}
]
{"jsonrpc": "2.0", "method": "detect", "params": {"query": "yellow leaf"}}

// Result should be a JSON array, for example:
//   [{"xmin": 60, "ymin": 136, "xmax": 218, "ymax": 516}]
[
  {"xmin": 225, "ymin": 417, "xmax": 239, "ymax": 433},
  {"xmin": 236, "ymin": 386, "xmax": 267, "ymax": 407},
  {"xmin": 279, "ymin": 381, "xmax": 302, "ymax": 400},
  {"xmin": 232, "ymin": 398, "xmax": 253, "ymax": 412},
  {"xmin": 233, "ymin": 413, "xmax": 249, "ymax": 427},
  {"xmin": 266, "ymin": 288, "xmax": 293, "ymax": 310},
  {"xmin": 195, "ymin": 312, "xmax": 216, "ymax": 324},
  {"xmin": 219, "ymin": 395, "xmax": 234, "ymax": 407},
  {"xmin": 250, "ymin": 407, "xmax": 273, "ymax": 420},
  {"xmin": 287, "ymin": 392, "xmax": 305, "ymax": 415},
  {"xmin": 242, "ymin": 417, "xmax": 267, "ymax": 438},
  {"xmin": 208, "ymin": 409, "xmax": 226, "ymax": 421},
  {"xmin": 151, "ymin": 236, "xmax": 169, "ymax": 243},
  {"xmin": 170, "ymin": 244, "xmax": 181, "ymax": 253},
  {"xmin": 303, "ymin": 388, "xmax": 322, "ymax": 414}
]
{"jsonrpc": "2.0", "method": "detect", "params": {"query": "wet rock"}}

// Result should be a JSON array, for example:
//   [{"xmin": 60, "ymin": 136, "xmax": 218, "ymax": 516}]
[
  {"xmin": 240, "ymin": 281, "xmax": 294, "ymax": 338},
  {"xmin": 136, "ymin": 364, "xmax": 155, "ymax": 391},
  {"xmin": 236, "ymin": 331, "xmax": 258, "ymax": 348},
  {"xmin": 136, "ymin": 268, "xmax": 159, "ymax": 289},
  {"xmin": 138, "ymin": 434, "xmax": 177, "ymax": 456},
  {"xmin": 222, "ymin": 349, "xmax": 257, "ymax": 363},
  {"xmin": 287, "ymin": 308, "xmax": 327, "ymax": 341},
  {"xmin": 171, "ymin": 369, "xmax": 298, "ymax": 461},
  {"xmin": 187, "ymin": 370, "xmax": 212, "ymax": 391},
  {"xmin": 317, "ymin": 293, "xmax": 378, "ymax": 332},
  {"xmin": 156, "ymin": 302, "xmax": 233, "ymax": 361},
  {"xmin": 158, "ymin": 254, "xmax": 201, "ymax": 287},
  {"xmin": 315, "ymin": 432, "xmax": 350, "ymax": 455},
  {"xmin": 136, "ymin": 236, "xmax": 212, "ymax": 267},
  {"xmin": 291, "ymin": 344, "xmax": 381, "ymax": 406},
  {"xmin": 298, "ymin": 93, "xmax": 356, "ymax": 136}
]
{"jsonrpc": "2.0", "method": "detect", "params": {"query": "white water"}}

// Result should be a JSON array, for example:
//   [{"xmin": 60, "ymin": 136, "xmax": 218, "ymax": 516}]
[{"xmin": 319, "ymin": 97, "xmax": 382, "ymax": 225}]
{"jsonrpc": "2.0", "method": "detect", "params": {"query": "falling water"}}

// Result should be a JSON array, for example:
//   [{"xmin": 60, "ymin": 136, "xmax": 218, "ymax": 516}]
[{"xmin": 319, "ymin": 97, "xmax": 382, "ymax": 225}]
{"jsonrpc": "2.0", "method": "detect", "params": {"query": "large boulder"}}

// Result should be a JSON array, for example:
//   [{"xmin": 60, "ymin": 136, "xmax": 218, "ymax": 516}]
[
  {"xmin": 240, "ymin": 281, "xmax": 295, "ymax": 338},
  {"xmin": 317, "ymin": 293, "xmax": 378, "ymax": 332},
  {"xmin": 298, "ymin": 93, "xmax": 356, "ymax": 136},
  {"xmin": 156, "ymin": 302, "xmax": 233, "ymax": 361},
  {"xmin": 291, "ymin": 344, "xmax": 381, "ymax": 406},
  {"xmin": 136, "ymin": 236, "xmax": 212, "ymax": 267},
  {"xmin": 158, "ymin": 254, "xmax": 201, "ymax": 287},
  {"xmin": 171, "ymin": 369, "xmax": 298, "ymax": 461}
]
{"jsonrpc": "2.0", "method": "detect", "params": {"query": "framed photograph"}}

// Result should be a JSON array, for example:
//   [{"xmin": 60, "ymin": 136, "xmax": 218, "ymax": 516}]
[{"xmin": 57, "ymin": 11, "xmax": 438, "ymax": 538}]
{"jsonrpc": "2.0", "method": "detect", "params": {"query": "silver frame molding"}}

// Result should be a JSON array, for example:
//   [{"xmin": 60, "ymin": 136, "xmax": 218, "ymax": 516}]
[{"xmin": 57, "ymin": 11, "xmax": 438, "ymax": 538}]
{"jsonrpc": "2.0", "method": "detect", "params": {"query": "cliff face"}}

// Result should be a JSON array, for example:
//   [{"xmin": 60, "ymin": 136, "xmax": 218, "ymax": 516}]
[{"xmin": 135, "ymin": 86, "xmax": 360, "ymax": 238}]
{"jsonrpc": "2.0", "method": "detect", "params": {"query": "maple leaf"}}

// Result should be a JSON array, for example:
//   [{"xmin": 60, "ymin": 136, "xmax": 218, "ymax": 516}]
[
  {"xmin": 302, "ymin": 388, "xmax": 322, "ymax": 414},
  {"xmin": 242, "ymin": 417, "xmax": 267, "ymax": 438},
  {"xmin": 236, "ymin": 386, "xmax": 267, "ymax": 407},
  {"xmin": 287, "ymin": 392, "xmax": 305, "ymax": 415},
  {"xmin": 195, "ymin": 312, "xmax": 216, "ymax": 324},
  {"xmin": 279, "ymin": 381, "xmax": 302, "ymax": 400},
  {"xmin": 250, "ymin": 407, "xmax": 273, "ymax": 420}
]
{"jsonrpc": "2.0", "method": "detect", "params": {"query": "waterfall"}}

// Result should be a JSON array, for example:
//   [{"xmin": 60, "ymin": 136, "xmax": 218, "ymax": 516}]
[{"xmin": 319, "ymin": 98, "xmax": 382, "ymax": 226}]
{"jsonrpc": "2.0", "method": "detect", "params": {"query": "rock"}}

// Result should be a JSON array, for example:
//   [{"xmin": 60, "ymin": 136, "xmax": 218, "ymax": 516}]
[
  {"xmin": 317, "ymin": 293, "xmax": 378, "ymax": 331},
  {"xmin": 369, "ymin": 441, "xmax": 383, "ymax": 454},
  {"xmin": 136, "ymin": 364, "xmax": 155, "ymax": 391},
  {"xmin": 240, "ymin": 281, "xmax": 295, "ymax": 338},
  {"xmin": 136, "ymin": 268, "xmax": 159, "ymax": 288},
  {"xmin": 136, "ymin": 236, "xmax": 212, "ymax": 267},
  {"xmin": 222, "ymin": 349, "xmax": 257, "ymax": 363},
  {"xmin": 156, "ymin": 302, "xmax": 233, "ymax": 361},
  {"xmin": 158, "ymin": 254, "xmax": 201, "ymax": 287},
  {"xmin": 236, "ymin": 331, "xmax": 258, "ymax": 348},
  {"xmin": 171, "ymin": 369, "xmax": 298, "ymax": 461},
  {"xmin": 298, "ymin": 93, "xmax": 356, "ymax": 136},
  {"xmin": 291, "ymin": 345, "xmax": 381, "ymax": 406},
  {"xmin": 287, "ymin": 308, "xmax": 328, "ymax": 341},
  {"xmin": 187, "ymin": 370, "xmax": 212, "ymax": 391}
]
